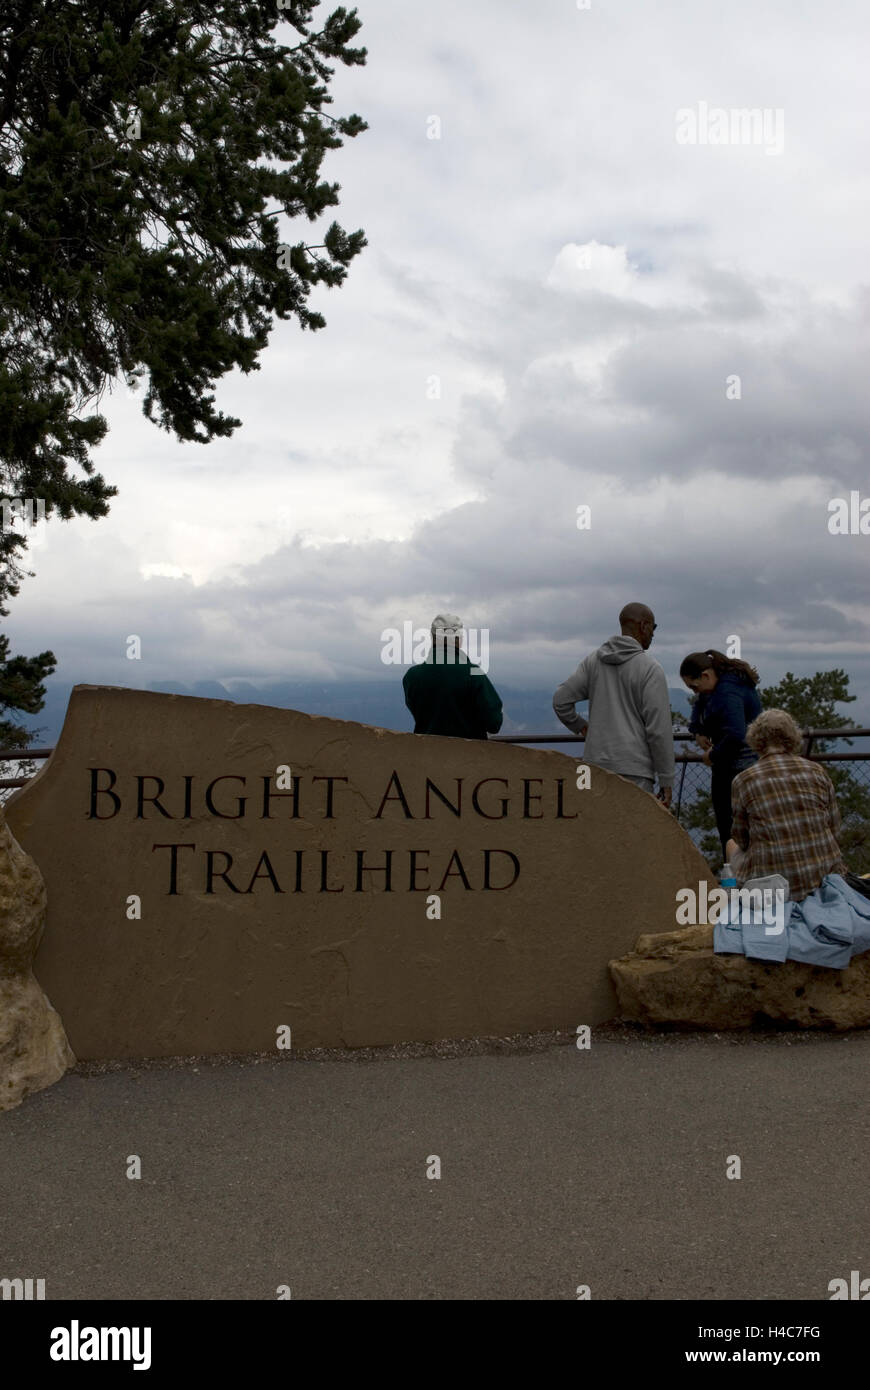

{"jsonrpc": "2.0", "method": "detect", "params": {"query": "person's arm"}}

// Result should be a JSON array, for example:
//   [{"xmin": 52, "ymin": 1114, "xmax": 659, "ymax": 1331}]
[
  {"xmin": 473, "ymin": 673, "xmax": 504, "ymax": 735},
  {"xmin": 402, "ymin": 668, "xmax": 418, "ymax": 721},
  {"xmin": 688, "ymin": 695, "xmax": 703, "ymax": 736},
  {"xmin": 824, "ymin": 770, "xmax": 843, "ymax": 841},
  {"xmin": 553, "ymin": 660, "xmax": 590, "ymax": 735},
  {"xmin": 687, "ymin": 694, "xmax": 711, "ymax": 748},
  {"xmin": 728, "ymin": 782, "xmax": 751, "ymax": 879},
  {"xmin": 640, "ymin": 664, "xmax": 675, "ymax": 789},
  {"xmin": 730, "ymin": 780, "xmax": 750, "ymax": 851}
]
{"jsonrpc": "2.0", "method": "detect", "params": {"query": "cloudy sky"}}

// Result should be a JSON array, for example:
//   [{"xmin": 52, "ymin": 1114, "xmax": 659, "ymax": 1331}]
[{"xmin": 7, "ymin": 0, "xmax": 870, "ymax": 726}]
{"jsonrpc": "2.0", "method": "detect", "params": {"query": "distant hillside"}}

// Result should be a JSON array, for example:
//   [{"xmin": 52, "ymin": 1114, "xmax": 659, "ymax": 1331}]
[{"xmin": 9, "ymin": 676, "xmax": 695, "ymax": 749}]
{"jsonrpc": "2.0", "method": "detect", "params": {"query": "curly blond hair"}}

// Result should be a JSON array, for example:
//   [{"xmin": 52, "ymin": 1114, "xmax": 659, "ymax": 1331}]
[{"xmin": 745, "ymin": 708, "xmax": 802, "ymax": 755}]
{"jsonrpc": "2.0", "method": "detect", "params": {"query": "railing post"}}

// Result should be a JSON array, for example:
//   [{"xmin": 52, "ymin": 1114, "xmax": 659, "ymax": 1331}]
[{"xmin": 675, "ymin": 757, "xmax": 688, "ymax": 820}]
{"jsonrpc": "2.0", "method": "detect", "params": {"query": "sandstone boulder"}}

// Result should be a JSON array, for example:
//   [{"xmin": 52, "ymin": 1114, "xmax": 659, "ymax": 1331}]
[
  {"xmin": 5, "ymin": 686, "xmax": 716, "ymax": 1059},
  {"xmin": 0, "ymin": 807, "xmax": 74, "ymax": 1110},
  {"xmin": 610, "ymin": 924, "xmax": 870, "ymax": 1030}
]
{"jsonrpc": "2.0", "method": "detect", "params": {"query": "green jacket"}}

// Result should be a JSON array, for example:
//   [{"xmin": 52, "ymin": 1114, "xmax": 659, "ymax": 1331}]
[{"xmin": 403, "ymin": 656, "xmax": 503, "ymax": 739}]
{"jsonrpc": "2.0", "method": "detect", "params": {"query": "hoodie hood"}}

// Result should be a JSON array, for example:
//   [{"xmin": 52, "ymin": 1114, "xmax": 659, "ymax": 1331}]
[{"xmin": 598, "ymin": 635, "xmax": 645, "ymax": 665}]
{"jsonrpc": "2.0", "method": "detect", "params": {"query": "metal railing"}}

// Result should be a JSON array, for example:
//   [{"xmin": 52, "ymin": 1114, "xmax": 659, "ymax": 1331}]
[
  {"xmin": 490, "ymin": 728, "xmax": 870, "ymax": 823},
  {"xmin": 0, "ymin": 748, "xmax": 53, "ymax": 790},
  {"xmin": 2, "ymin": 732, "xmax": 869, "ymax": 816},
  {"xmin": 491, "ymin": 727, "xmax": 870, "ymax": 751}
]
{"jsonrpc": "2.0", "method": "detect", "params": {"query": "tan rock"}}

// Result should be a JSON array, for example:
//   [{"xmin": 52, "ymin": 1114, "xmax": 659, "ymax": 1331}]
[
  {"xmin": 632, "ymin": 923, "xmax": 714, "ymax": 958},
  {"xmin": 0, "ymin": 808, "xmax": 75, "ymax": 1110},
  {"xmin": 610, "ymin": 928, "xmax": 870, "ymax": 1030},
  {"xmin": 6, "ymin": 685, "xmax": 716, "ymax": 1059}
]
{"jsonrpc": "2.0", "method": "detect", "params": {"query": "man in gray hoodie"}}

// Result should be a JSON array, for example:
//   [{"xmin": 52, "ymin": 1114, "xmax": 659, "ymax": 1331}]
[{"xmin": 552, "ymin": 602, "xmax": 675, "ymax": 806}]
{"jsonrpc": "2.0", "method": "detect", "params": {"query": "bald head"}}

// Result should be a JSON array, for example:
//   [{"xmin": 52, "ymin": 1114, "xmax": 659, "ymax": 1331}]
[{"xmin": 619, "ymin": 602, "xmax": 656, "ymax": 650}]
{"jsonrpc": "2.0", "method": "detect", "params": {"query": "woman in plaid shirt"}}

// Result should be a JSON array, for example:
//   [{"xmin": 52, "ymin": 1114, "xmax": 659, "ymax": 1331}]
[{"xmin": 725, "ymin": 709, "xmax": 848, "ymax": 902}]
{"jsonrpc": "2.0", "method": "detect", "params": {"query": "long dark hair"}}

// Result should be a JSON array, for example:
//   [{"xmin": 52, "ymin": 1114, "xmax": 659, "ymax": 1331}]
[{"xmin": 679, "ymin": 649, "xmax": 760, "ymax": 686}]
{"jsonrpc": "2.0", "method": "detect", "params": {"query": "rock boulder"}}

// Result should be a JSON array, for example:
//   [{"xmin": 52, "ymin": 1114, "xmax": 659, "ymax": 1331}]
[
  {"xmin": 0, "ymin": 808, "xmax": 74, "ymax": 1110},
  {"xmin": 610, "ymin": 924, "xmax": 870, "ymax": 1030}
]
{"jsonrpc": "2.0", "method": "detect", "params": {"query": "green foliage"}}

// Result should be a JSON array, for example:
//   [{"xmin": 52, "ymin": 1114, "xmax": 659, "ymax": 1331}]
[
  {"xmin": 826, "ymin": 765, "xmax": 870, "ymax": 873},
  {"xmin": 676, "ymin": 672, "xmax": 870, "ymax": 874},
  {"xmin": 760, "ymin": 669, "xmax": 855, "ymax": 735},
  {"xmin": 678, "ymin": 792, "xmax": 723, "ymax": 869},
  {"xmin": 0, "ymin": 633, "xmax": 55, "ymax": 794},
  {"xmin": 0, "ymin": 0, "xmax": 368, "ymax": 592},
  {"xmin": 0, "ymin": 0, "xmax": 368, "ymax": 739}
]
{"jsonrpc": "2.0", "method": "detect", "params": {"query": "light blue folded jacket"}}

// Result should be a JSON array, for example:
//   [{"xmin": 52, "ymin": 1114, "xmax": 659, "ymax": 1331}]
[{"xmin": 713, "ymin": 874, "xmax": 870, "ymax": 969}]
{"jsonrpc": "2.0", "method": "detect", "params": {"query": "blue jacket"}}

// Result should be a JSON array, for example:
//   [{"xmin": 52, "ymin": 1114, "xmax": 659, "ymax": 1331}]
[{"xmin": 688, "ymin": 670, "xmax": 761, "ymax": 765}]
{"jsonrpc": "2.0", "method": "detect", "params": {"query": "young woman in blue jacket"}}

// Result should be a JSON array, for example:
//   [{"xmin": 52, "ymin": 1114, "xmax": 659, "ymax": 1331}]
[{"xmin": 680, "ymin": 650, "xmax": 762, "ymax": 859}]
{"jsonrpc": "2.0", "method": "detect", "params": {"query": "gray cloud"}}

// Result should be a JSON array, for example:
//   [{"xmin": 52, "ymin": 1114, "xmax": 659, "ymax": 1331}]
[{"xmin": 4, "ymin": 0, "xmax": 870, "ymax": 725}]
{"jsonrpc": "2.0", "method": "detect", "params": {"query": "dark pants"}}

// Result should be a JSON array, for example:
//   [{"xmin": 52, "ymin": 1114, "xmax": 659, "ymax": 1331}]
[{"xmin": 711, "ymin": 754, "xmax": 758, "ymax": 859}]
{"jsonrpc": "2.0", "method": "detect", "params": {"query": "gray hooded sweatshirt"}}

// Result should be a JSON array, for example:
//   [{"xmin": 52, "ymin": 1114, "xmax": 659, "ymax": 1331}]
[{"xmin": 553, "ymin": 635, "xmax": 675, "ymax": 787}]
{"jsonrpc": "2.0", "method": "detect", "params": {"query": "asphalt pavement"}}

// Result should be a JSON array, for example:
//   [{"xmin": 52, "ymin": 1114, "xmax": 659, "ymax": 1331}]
[{"xmin": 1, "ymin": 1028, "xmax": 868, "ymax": 1300}]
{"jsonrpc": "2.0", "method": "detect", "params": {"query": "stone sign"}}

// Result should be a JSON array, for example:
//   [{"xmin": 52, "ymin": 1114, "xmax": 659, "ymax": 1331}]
[{"xmin": 6, "ymin": 685, "xmax": 715, "ymax": 1059}]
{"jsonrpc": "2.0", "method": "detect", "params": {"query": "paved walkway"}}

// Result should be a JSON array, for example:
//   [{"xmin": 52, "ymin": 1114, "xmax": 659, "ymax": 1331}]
[{"xmin": 2, "ymin": 1032, "xmax": 868, "ymax": 1300}]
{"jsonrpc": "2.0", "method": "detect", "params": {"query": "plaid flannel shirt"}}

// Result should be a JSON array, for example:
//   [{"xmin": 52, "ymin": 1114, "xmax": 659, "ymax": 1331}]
[{"xmin": 730, "ymin": 751, "xmax": 847, "ymax": 902}]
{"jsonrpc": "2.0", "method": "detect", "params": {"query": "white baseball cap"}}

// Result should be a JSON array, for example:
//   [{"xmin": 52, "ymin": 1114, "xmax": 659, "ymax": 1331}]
[{"xmin": 430, "ymin": 612, "xmax": 463, "ymax": 638}]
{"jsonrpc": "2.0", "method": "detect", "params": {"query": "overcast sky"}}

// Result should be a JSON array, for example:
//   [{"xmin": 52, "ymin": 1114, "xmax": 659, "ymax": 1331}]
[{"xmin": 7, "ymin": 0, "xmax": 870, "ymax": 721}]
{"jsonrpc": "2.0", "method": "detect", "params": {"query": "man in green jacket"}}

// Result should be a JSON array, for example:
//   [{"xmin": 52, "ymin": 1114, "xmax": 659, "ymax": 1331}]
[{"xmin": 403, "ymin": 613, "xmax": 503, "ymax": 740}]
